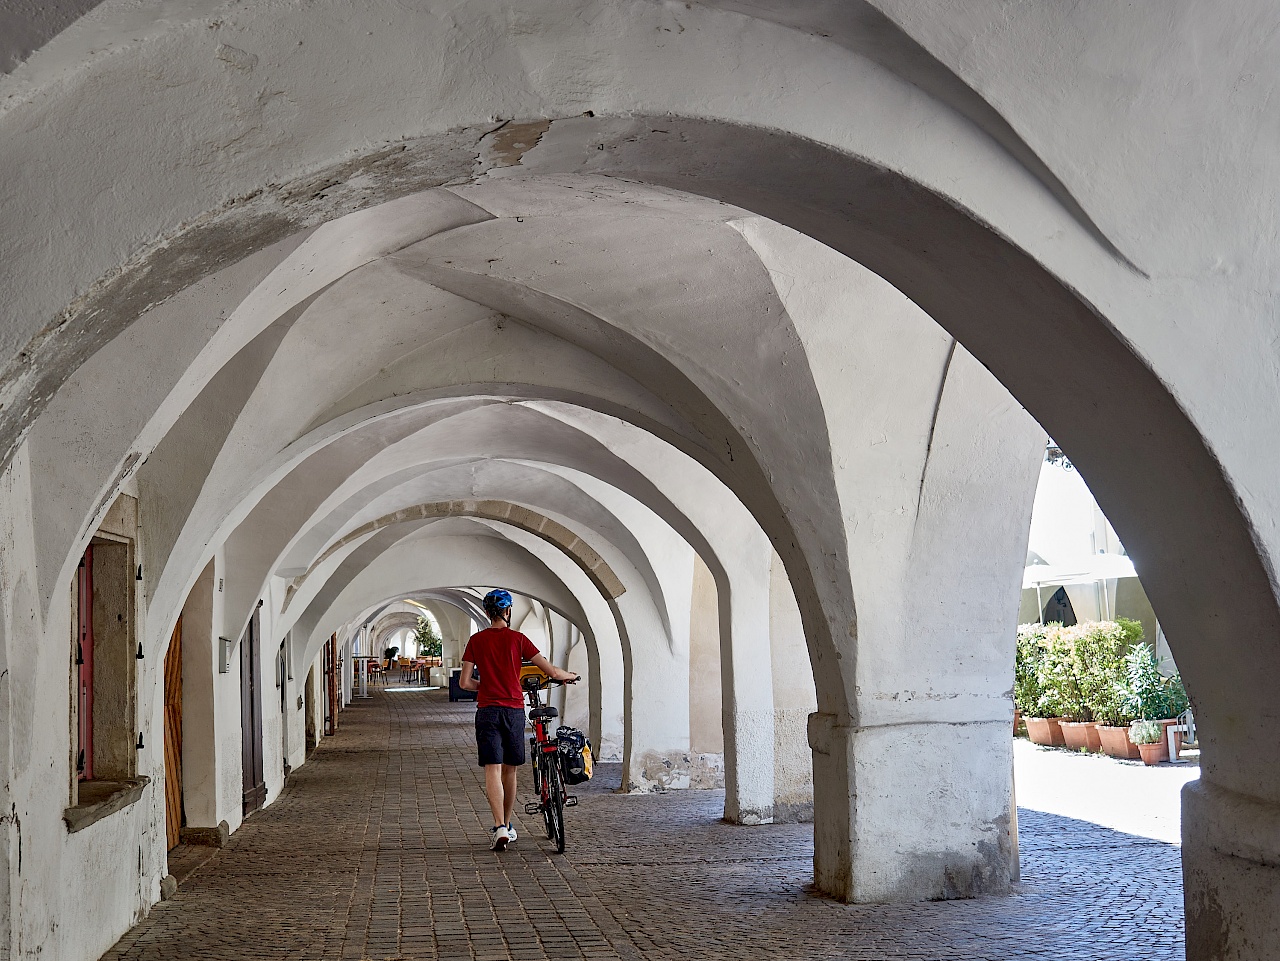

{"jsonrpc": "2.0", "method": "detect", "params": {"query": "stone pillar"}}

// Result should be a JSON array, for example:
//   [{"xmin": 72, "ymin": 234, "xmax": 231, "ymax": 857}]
[
  {"xmin": 617, "ymin": 587, "xmax": 704, "ymax": 793},
  {"xmin": 809, "ymin": 713, "xmax": 855, "ymax": 896},
  {"xmin": 805, "ymin": 348, "xmax": 1043, "ymax": 903},
  {"xmin": 688, "ymin": 556, "xmax": 723, "ymax": 755},
  {"xmin": 810, "ymin": 714, "xmax": 1013, "ymax": 901},
  {"xmin": 720, "ymin": 548, "xmax": 776, "ymax": 825},
  {"xmin": 562, "ymin": 626, "xmax": 592, "ymax": 732},
  {"xmin": 591, "ymin": 618, "xmax": 625, "ymax": 762},
  {"xmin": 179, "ymin": 561, "xmax": 219, "ymax": 827},
  {"xmin": 1184, "ymin": 779, "xmax": 1280, "ymax": 960},
  {"xmin": 769, "ymin": 551, "xmax": 815, "ymax": 822},
  {"xmin": 341, "ymin": 637, "xmax": 352, "ymax": 707}
]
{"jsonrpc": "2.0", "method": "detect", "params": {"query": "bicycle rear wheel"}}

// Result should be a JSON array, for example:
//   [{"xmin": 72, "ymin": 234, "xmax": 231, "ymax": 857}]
[{"xmin": 549, "ymin": 763, "xmax": 566, "ymax": 853}]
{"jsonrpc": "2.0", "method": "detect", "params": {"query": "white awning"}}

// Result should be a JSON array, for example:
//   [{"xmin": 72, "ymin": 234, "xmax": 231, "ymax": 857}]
[{"xmin": 1023, "ymin": 553, "xmax": 1137, "ymax": 589}]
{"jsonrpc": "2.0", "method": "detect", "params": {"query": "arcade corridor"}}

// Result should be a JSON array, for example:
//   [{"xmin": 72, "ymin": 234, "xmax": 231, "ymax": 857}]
[{"xmin": 101, "ymin": 690, "xmax": 1182, "ymax": 961}]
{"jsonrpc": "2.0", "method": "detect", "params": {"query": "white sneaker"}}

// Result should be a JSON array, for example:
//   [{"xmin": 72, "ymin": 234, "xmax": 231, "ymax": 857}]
[
  {"xmin": 490, "ymin": 825, "xmax": 510, "ymax": 851},
  {"xmin": 506, "ymin": 822, "xmax": 517, "ymax": 843}
]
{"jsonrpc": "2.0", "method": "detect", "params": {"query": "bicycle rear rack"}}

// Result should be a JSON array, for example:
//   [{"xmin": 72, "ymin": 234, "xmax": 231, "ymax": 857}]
[{"xmin": 524, "ymin": 795, "xmax": 577, "ymax": 815}]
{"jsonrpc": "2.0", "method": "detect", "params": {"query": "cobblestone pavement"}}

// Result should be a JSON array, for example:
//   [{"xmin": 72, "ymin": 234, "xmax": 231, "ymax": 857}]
[{"xmin": 101, "ymin": 690, "xmax": 1184, "ymax": 961}]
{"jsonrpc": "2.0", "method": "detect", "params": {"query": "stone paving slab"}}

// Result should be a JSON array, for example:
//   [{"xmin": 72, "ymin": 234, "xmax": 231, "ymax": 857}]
[{"xmin": 99, "ymin": 689, "xmax": 1183, "ymax": 961}]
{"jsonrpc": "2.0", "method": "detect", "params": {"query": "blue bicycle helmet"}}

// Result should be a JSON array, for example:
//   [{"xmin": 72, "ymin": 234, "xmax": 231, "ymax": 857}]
[{"xmin": 483, "ymin": 589, "xmax": 514, "ymax": 619}]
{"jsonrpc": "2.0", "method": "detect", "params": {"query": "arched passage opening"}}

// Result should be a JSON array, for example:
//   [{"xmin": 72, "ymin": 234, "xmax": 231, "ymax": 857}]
[{"xmin": 1, "ymin": 5, "xmax": 1273, "ymax": 957}]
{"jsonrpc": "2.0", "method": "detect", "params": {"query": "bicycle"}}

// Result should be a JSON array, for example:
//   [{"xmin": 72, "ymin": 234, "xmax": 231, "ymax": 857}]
[{"xmin": 521, "ymin": 672, "xmax": 577, "ymax": 852}]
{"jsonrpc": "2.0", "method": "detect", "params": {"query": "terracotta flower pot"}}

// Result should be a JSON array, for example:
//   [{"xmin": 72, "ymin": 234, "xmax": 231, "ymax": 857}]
[
  {"xmin": 1013, "ymin": 709, "xmax": 1022, "ymax": 736},
  {"xmin": 1158, "ymin": 719, "xmax": 1184, "ymax": 760},
  {"xmin": 1025, "ymin": 717, "xmax": 1066, "ymax": 747},
  {"xmin": 1084, "ymin": 721, "xmax": 1103, "ymax": 753},
  {"xmin": 1137, "ymin": 741, "xmax": 1165, "ymax": 765},
  {"xmin": 1060, "ymin": 721, "xmax": 1093, "ymax": 751},
  {"xmin": 1097, "ymin": 724, "xmax": 1141, "ymax": 759}
]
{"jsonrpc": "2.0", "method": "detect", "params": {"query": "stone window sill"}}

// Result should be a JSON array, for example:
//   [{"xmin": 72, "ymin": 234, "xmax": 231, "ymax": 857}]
[{"xmin": 64, "ymin": 776, "xmax": 150, "ymax": 834}]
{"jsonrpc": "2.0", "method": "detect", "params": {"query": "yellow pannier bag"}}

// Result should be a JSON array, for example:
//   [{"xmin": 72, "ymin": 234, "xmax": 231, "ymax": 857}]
[{"xmin": 520, "ymin": 664, "xmax": 549, "ymax": 686}]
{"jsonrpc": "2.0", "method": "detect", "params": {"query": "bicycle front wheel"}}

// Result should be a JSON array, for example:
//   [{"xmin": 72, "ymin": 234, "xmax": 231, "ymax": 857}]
[
  {"xmin": 536, "ymin": 754, "xmax": 555, "ymax": 839},
  {"xmin": 549, "ymin": 762, "xmax": 566, "ymax": 853}
]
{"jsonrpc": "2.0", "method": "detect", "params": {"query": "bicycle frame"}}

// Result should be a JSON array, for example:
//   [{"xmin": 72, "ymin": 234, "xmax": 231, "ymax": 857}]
[{"xmin": 530, "ymin": 687, "xmax": 559, "ymax": 790}]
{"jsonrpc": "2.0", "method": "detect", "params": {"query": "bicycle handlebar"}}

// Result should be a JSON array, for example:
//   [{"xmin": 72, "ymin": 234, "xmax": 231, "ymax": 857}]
[{"xmin": 521, "ymin": 674, "xmax": 580, "ymax": 691}]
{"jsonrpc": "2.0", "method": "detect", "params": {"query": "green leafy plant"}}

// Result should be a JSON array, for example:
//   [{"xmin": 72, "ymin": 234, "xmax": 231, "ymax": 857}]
[
  {"xmin": 413, "ymin": 616, "xmax": 442, "ymax": 660},
  {"xmin": 1041, "ymin": 625, "xmax": 1089, "ymax": 720},
  {"xmin": 1123, "ymin": 644, "xmax": 1190, "ymax": 720},
  {"xmin": 383, "ymin": 645, "xmax": 399, "ymax": 666},
  {"xmin": 1090, "ymin": 678, "xmax": 1137, "ymax": 727},
  {"xmin": 1072, "ymin": 619, "xmax": 1143, "ymax": 726},
  {"xmin": 1017, "ymin": 619, "xmax": 1147, "ymax": 724},
  {"xmin": 1129, "ymin": 719, "xmax": 1164, "ymax": 745},
  {"xmin": 1014, "ymin": 623, "xmax": 1049, "ymax": 715}
]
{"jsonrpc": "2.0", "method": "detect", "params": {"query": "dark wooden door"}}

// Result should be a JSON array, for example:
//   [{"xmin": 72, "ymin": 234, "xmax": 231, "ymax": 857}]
[
  {"xmin": 277, "ymin": 640, "xmax": 290, "ymax": 778},
  {"xmin": 323, "ymin": 635, "xmax": 339, "ymax": 737},
  {"xmin": 304, "ymin": 666, "xmax": 316, "ymax": 755},
  {"xmin": 76, "ymin": 545, "xmax": 95, "ymax": 780},
  {"xmin": 163, "ymin": 616, "xmax": 184, "ymax": 849},
  {"xmin": 240, "ymin": 605, "xmax": 266, "ymax": 814}
]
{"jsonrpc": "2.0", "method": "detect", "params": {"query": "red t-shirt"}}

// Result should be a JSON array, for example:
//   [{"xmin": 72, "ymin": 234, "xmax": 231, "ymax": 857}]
[{"xmin": 462, "ymin": 627, "xmax": 541, "ymax": 709}]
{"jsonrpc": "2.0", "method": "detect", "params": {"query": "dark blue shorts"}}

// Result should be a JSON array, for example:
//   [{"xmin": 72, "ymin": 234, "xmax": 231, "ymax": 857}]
[{"xmin": 475, "ymin": 706, "xmax": 527, "ymax": 767}]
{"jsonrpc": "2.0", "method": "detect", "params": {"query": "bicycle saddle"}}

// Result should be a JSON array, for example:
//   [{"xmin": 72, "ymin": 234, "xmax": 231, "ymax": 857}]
[{"xmin": 529, "ymin": 706, "xmax": 558, "ymax": 720}]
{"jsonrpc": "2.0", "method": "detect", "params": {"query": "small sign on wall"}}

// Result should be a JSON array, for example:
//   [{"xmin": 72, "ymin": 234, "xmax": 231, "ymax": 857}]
[{"xmin": 218, "ymin": 637, "xmax": 233, "ymax": 674}]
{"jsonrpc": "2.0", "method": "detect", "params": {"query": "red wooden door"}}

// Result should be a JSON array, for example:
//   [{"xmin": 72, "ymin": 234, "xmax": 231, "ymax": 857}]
[
  {"xmin": 76, "ymin": 546, "xmax": 94, "ymax": 780},
  {"xmin": 163, "ymin": 617, "xmax": 183, "ymax": 849}
]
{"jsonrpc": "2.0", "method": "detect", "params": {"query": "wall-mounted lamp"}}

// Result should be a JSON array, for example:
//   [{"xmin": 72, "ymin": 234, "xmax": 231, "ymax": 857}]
[{"xmin": 218, "ymin": 636, "xmax": 233, "ymax": 674}]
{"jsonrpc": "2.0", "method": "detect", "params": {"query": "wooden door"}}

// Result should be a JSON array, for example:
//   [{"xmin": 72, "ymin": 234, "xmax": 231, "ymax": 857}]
[
  {"xmin": 240, "ymin": 606, "xmax": 266, "ymax": 814},
  {"xmin": 277, "ymin": 640, "xmax": 290, "ymax": 778},
  {"xmin": 76, "ymin": 546, "xmax": 95, "ymax": 780},
  {"xmin": 323, "ymin": 635, "xmax": 339, "ymax": 737},
  {"xmin": 304, "ymin": 666, "xmax": 316, "ymax": 755},
  {"xmin": 163, "ymin": 617, "xmax": 184, "ymax": 849}
]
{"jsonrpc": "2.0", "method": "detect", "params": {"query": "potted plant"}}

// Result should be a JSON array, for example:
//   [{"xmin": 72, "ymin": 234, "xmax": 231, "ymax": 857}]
[
  {"xmin": 1016, "ymin": 624, "xmax": 1066, "ymax": 746},
  {"xmin": 1130, "ymin": 719, "xmax": 1166, "ymax": 765},
  {"xmin": 1070, "ymin": 619, "xmax": 1142, "ymax": 756},
  {"xmin": 382, "ymin": 645, "xmax": 399, "ymax": 669},
  {"xmin": 1040, "ymin": 624, "xmax": 1098, "ymax": 750},
  {"xmin": 1123, "ymin": 644, "xmax": 1191, "ymax": 759},
  {"xmin": 414, "ymin": 615, "xmax": 443, "ymax": 662},
  {"xmin": 1091, "ymin": 680, "xmax": 1139, "ymax": 758}
]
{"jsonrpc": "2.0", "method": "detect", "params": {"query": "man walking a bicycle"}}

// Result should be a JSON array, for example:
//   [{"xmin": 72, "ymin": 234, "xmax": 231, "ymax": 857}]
[{"xmin": 459, "ymin": 589, "xmax": 578, "ymax": 851}]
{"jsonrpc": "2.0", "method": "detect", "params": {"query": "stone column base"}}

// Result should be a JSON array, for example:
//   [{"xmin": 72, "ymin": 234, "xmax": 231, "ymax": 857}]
[
  {"xmin": 724, "ymin": 708, "xmax": 776, "ymax": 825},
  {"xmin": 624, "ymin": 751, "xmax": 724, "ymax": 793},
  {"xmin": 1184, "ymin": 779, "xmax": 1280, "ymax": 960},
  {"xmin": 773, "ymin": 707, "xmax": 814, "ymax": 823},
  {"xmin": 809, "ymin": 713, "xmax": 1014, "ymax": 903}
]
